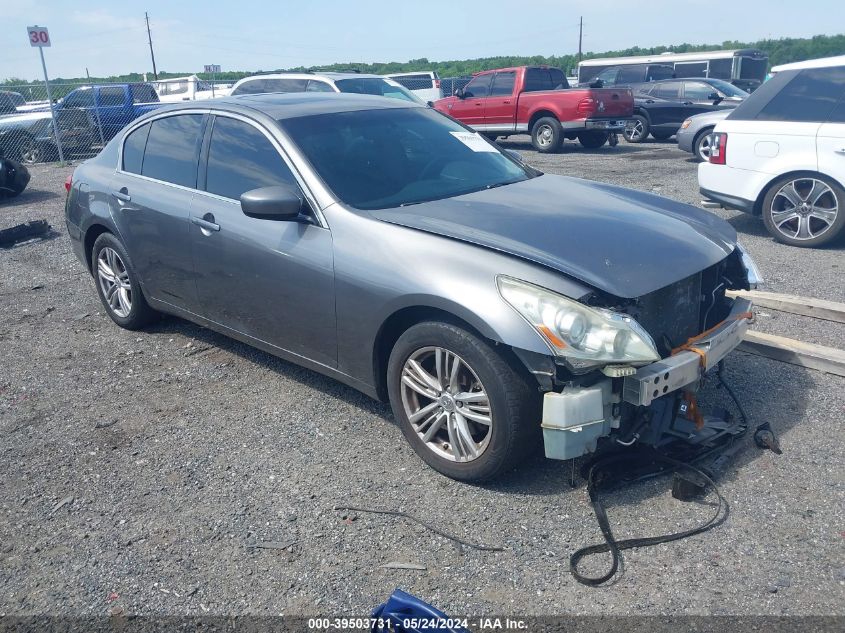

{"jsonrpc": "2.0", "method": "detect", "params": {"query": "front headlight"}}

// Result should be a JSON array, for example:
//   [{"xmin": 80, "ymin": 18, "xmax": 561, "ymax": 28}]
[
  {"xmin": 735, "ymin": 242, "xmax": 763, "ymax": 289},
  {"xmin": 680, "ymin": 119, "xmax": 692, "ymax": 129},
  {"xmin": 498, "ymin": 276, "xmax": 660, "ymax": 364}
]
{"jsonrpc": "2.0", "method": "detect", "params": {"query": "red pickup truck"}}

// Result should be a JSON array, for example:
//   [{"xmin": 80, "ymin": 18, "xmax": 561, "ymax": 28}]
[{"xmin": 434, "ymin": 66, "xmax": 633, "ymax": 153}]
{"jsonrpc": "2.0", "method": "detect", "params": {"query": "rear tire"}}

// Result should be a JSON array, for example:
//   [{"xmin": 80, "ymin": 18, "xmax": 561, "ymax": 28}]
[
  {"xmin": 91, "ymin": 232, "xmax": 157, "ymax": 329},
  {"xmin": 623, "ymin": 115, "xmax": 649, "ymax": 143},
  {"xmin": 577, "ymin": 131, "xmax": 608, "ymax": 149},
  {"xmin": 761, "ymin": 173, "xmax": 845, "ymax": 247},
  {"xmin": 387, "ymin": 321, "xmax": 541, "ymax": 481},
  {"xmin": 650, "ymin": 131, "xmax": 673, "ymax": 141},
  {"xmin": 531, "ymin": 117, "xmax": 562, "ymax": 153}
]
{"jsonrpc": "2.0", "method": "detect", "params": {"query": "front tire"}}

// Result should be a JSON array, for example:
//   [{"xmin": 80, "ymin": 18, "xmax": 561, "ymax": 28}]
[
  {"xmin": 531, "ymin": 117, "xmax": 562, "ymax": 153},
  {"xmin": 387, "ymin": 321, "xmax": 540, "ymax": 481},
  {"xmin": 761, "ymin": 174, "xmax": 844, "ymax": 247},
  {"xmin": 92, "ymin": 232, "xmax": 157, "ymax": 329},
  {"xmin": 623, "ymin": 114, "xmax": 649, "ymax": 143},
  {"xmin": 693, "ymin": 127, "xmax": 714, "ymax": 161}
]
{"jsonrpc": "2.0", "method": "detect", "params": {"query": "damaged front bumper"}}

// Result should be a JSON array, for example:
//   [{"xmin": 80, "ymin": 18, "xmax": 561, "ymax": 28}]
[{"xmin": 541, "ymin": 297, "xmax": 753, "ymax": 460}]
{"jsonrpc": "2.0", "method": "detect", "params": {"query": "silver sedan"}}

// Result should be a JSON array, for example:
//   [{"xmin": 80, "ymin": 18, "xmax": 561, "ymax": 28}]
[{"xmin": 677, "ymin": 109, "xmax": 731, "ymax": 161}]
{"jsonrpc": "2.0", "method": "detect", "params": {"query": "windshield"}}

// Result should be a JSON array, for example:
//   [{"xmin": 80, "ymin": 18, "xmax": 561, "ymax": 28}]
[
  {"xmin": 707, "ymin": 78, "xmax": 748, "ymax": 98},
  {"xmin": 281, "ymin": 107, "xmax": 532, "ymax": 210},
  {"xmin": 334, "ymin": 78, "xmax": 420, "ymax": 103}
]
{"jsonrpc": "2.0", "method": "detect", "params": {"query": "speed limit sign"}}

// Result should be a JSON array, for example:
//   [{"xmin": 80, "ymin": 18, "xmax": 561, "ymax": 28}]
[{"xmin": 27, "ymin": 26, "xmax": 51, "ymax": 47}]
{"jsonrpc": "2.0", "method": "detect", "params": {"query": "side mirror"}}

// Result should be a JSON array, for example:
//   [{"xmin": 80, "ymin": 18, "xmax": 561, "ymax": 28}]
[
  {"xmin": 454, "ymin": 88, "xmax": 466, "ymax": 99},
  {"xmin": 426, "ymin": 100, "xmax": 434, "ymax": 108},
  {"xmin": 240, "ymin": 184, "xmax": 304, "ymax": 220}
]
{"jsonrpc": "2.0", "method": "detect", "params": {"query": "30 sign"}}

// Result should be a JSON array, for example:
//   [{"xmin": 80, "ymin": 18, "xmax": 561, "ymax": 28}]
[{"xmin": 27, "ymin": 26, "xmax": 51, "ymax": 47}]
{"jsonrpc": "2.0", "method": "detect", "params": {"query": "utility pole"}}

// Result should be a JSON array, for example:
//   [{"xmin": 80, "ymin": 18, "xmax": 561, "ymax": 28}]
[
  {"xmin": 578, "ymin": 16, "xmax": 583, "ymax": 63},
  {"xmin": 145, "ymin": 12, "xmax": 158, "ymax": 80}
]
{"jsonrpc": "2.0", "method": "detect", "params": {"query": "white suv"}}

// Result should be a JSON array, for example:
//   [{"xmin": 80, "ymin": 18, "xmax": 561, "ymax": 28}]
[
  {"xmin": 386, "ymin": 71, "xmax": 443, "ymax": 102},
  {"xmin": 230, "ymin": 72, "xmax": 423, "ymax": 104},
  {"xmin": 699, "ymin": 63, "xmax": 845, "ymax": 247}
]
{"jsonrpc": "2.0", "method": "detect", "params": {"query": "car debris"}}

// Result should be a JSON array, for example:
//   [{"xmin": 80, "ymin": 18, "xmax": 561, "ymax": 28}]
[
  {"xmin": 0, "ymin": 219, "xmax": 50, "ymax": 248},
  {"xmin": 379, "ymin": 562, "xmax": 427, "ymax": 571}
]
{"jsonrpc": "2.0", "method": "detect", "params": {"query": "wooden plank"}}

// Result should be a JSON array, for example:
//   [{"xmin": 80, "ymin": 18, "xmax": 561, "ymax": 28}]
[
  {"xmin": 727, "ymin": 289, "xmax": 845, "ymax": 324},
  {"xmin": 738, "ymin": 330, "xmax": 845, "ymax": 377}
]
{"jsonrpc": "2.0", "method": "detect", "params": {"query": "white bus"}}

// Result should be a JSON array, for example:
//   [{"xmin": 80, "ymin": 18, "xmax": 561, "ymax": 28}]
[{"xmin": 577, "ymin": 49, "xmax": 769, "ymax": 91}]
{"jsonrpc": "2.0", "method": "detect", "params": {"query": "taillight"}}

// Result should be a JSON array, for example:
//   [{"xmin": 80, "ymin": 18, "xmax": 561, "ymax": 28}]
[
  {"xmin": 434, "ymin": 79, "xmax": 441, "ymax": 89},
  {"xmin": 709, "ymin": 132, "xmax": 728, "ymax": 165},
  {"xmin": 576, "ymin": 97, "xmax": 597, "ymax": 116},
  {"xmin": 64, "ymin": 174, "xmax": 72, "ymax": 193}
]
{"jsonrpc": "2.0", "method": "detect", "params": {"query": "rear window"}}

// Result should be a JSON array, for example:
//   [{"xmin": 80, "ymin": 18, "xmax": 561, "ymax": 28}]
[
  {"xmin": 141, "ymin": 114, "xmax": 203, "ymax": 187},
  {"xmin": 334, "ymin": 78, "xmax": 418, "ymax": 102},
  {"xmin": 755, "ymin": 67, "xmax": 845, "ymax": 122},
  {"xmin": 232, "ymin": 78, "xmax": 309, "ymax": 95}
]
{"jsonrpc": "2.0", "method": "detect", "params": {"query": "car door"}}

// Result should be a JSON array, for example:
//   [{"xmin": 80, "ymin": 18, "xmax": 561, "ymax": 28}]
[
  {"xmin": 815, "ymin": 70, "xmax": 845, "ymax": 195},
  {"xmin": 646, "ymin": 81, "xmax": 685, "ymax": 128},
  {"xmin": 190, "ymin": 113, "xmax": 336, "ymax": 367},
  {"xmin": 449, "ymin": 73, "xmax": 492, "ymax": 128},
  {"xmin": 110, "ymin": 113, "xmax": 204, "ymax": 310},
  {"xmin": 483, "ymin": 71, "xmax": 517, "ymax": 132}
]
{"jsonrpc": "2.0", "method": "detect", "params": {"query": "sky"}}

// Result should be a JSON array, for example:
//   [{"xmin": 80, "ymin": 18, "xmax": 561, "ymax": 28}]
[{"xmin": 2, "ymin": 0, "xmax": 841, "ymax": 81}]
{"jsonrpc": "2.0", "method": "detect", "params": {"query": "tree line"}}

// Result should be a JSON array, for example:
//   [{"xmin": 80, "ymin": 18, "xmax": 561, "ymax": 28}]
[{"xmin": 3, "ymin": 33, "xmax": 844, "ymax": 87}]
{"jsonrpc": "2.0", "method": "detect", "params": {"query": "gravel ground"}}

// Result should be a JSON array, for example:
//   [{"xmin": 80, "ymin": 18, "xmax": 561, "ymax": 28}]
[{"xmin": 1, "ymin": 144, "xmax": 843, "ymax": 620}]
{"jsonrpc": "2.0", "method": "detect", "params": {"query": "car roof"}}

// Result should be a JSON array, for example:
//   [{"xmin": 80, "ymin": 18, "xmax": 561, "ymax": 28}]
[
  {"xmin": 152, "ymin": 92, "xmax": 423, "ymax": 120},
  {"xmin": 233, "ymin": 72, "xmax": 387, "ymax": 84}
]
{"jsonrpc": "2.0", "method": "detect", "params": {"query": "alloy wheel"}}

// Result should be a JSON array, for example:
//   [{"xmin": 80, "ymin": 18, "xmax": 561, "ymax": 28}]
[
  {"xmin": 97, "ymin": 247, "xmax": 132, "ymax": 318},
  {"xmin": 400, "ymin": 346, "xmax": 492, "ymax": 462},
  {"xmin": 697, "ymin": 134, "xmax": 712, "ymax": 161},
  {"xmin": 624, "ymin": 119, "xmax": 645, "ymax": 142},
  {"xmin": 19, "ymin": 140, "xmax": 42, "ymax": 164},
  {"xmin": 769, "ymin": 178, "xmax": 838, "ymax": 241},
  {"xmin": 536, "ymin": 124, "xmax": 554, "ymax": 148}
]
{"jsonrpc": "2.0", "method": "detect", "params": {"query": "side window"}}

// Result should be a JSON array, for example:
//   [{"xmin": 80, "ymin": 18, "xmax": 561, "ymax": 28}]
[
  {"xmin": 653, "ymin": 82, "xmax": 681, "ymax": 99},
  {"xmin": 122, "ymin": 123, "xmax": 150, "ymax": 174},
  {"xmin": 306, "ymin": 80, "xmax": 335, "ymax": 93},
  {"xmin": 141, "ymin": 114, "xmax": 204, "ymax": 187},
  {"xmin": 683, "ymin": 82, "xmax": 715, "ymax": 100},
  {"xmin": 263, "ymin": 78, "xmax": 309, "ymax": 93},
  {"xmin": 64, "ymin": 90, "xmax": 95, "ymax": 109},
  {"xmin": 490, "ymin": 71, "xmax": 516, "ymax": 97},
  {"xmin": 232, "ymin": 79, "xmax": 266, "ymax": 95},
  {"xmin": 130, "ymin": 84, "xmax": 158, "ymax": 103},
  {"xmin": 757, "ymin": 67, "xmax": 845, "ymax": 122},
  {"xmin": 648, "ymin": 66, "xmax": 675, "ymax": 81},
  {"xmin": 463, "ymin": 74, "xmax": 492, "ymax": 98},
  {"xmin": 594, "ymin": 67, "xmax": 620, "ymax": 85},
  {"xmin": 617, "ymin": 66, "xmax": 645, "ymax": 84},
  {"xmin": 99, "ymin": 87, "xmax": 125, "ymax": 107},
  {"xmin": 829, "ymin": 96, "xmax": 845, "ymax": 123},
  {"xmin": 205, "ymin": 117, "xmax": 297, "ymax": 201},
  {"xmin": 549, "ymin": 68, "xmax": 569, "ymax": 89}
]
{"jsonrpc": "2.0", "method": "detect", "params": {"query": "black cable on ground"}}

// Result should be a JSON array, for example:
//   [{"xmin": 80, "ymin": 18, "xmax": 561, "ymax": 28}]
[
  {"xmin": 570, "ymin": 449, "xmax": 729, "ymax": 587},
  {"xmin": 334, "ymin": 505, "xmax": 505, "ymax": 552}
]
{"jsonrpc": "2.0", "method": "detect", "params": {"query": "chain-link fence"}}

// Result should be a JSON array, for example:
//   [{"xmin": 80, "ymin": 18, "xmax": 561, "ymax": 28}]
[
  {"xmin": 0, "ymin": 78, "xmax": 234, "ymax": 165},
  {"xmin": 0, "ymin": 75, "xmax": 470, "ymax": 165}
]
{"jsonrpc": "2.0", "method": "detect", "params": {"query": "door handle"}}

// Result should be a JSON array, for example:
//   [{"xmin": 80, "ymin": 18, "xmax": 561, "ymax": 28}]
[
  {"xmin": 503, "ymin": 100, "xmax": 511, "ymax": 104},
  {"xmin": 191, "ymin": 215, "xmax": 220, "ymax": 233},
  {"xmin": 111, "ymin": 190, "xmax": 131, "ymax": 202}
]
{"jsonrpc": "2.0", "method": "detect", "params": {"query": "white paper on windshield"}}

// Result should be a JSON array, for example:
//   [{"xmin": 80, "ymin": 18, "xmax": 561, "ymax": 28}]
[{"xmin": 450, "ymin": 131, "xmax": 498, "ymax": 152}]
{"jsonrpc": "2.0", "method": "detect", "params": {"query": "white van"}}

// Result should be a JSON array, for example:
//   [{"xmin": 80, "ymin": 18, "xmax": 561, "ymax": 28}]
[
  {"xmin": 152, "ymin": 75, "xmax": 231, "ymax": 102},
  {"xmin": 386, "ymin": 72, "xmax": 443, "ymax": 102}
]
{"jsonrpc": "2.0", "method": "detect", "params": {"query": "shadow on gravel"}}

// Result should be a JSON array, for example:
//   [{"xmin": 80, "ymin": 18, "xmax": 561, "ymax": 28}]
[
  {"xmin": 147, "ymin": 315, "xmax": 392, "ymax": 419},
  {"xmin": 0, "ymin": 188, "xmax": 61, "ymax": 209},
  {"xmin": 145, "ymin": 313, "xmax": 812, "ymax": 506}
]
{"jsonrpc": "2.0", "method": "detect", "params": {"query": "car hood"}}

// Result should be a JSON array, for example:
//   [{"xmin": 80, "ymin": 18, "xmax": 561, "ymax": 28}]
[{"xmin": 368, "ymin": 174, "xmax": 737, "ymax": 299}]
